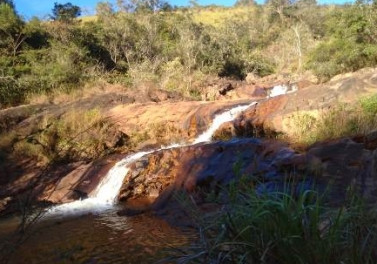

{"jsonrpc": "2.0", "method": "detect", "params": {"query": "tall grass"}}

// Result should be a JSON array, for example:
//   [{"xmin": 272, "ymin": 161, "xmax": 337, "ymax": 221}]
[{"xmin": 167, "ymin": 185, "xmax": 377, "ymax": 264}]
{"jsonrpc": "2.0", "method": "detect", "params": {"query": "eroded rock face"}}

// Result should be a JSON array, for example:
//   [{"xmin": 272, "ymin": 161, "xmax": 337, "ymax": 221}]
[
  {"xmin": 118, "ymin": 136, "xmax": 377, "ymax": 214},
  {"xmin": 0, "ymin": 154, "xmax": 123, "ymax": 215},
  {"xmin": 105, "ymin": 99, "xmax": 253, "ymax": 146},
  {"xmin": 0, "ymin": 97, "xmax": 260, "ymax": 215}
]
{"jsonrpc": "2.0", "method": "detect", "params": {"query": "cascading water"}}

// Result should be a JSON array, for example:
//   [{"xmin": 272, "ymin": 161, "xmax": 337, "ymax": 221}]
[
  {"xmin": 269, "ymin": 84, "xmax": 298, "ymax": 98},
  {"xmin": 47, "ymin": 86, "xmax": 291, "ymax": 216},
  {"xmin": 47, "ymin": 102, "xmax": 257, "ymax": 215},
  {"xmin": 193, "ymin": 102, "xmax": 257, "ymax": 144},
  {"xmin": 47, "ymin": 148, "xmax": 168, "ymax": 214}
]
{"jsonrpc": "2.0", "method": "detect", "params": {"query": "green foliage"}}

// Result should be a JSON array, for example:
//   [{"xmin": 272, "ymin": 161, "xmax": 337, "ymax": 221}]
[
  {"xmin": 0, "ymin": 0, "xmax": 14, "ymax": 8},
  {"xmin": 51, "ymin": 2, "xmax": 81, "ymax": 22},
  {"xmin": 306, "ymin": 3, "xmax": 377, "ymax": 80},
  {"xmin": 307, "ymin": 39, "xmax": 377, "ymax": 81},
  {"xmin": 1, "ymin": 1, "xmax": 377, "ymax": 107},
  {"xmin": 360, "ymin": 95, "xmax": 377, "ymax": 116},
  {"xmin": 0, "ymin": 2, "xmax": 24, "ymax": 55},
  {"xmin": 171, "ymin": 186, "xmax": 377, "ymax": 263},
  {"xmin": 0, "ymin": 77, "xmax": 24, "ymax": 107},
  {"xmin": 27, "ymin": 41, "xmax": 90, "ymax": 93}
]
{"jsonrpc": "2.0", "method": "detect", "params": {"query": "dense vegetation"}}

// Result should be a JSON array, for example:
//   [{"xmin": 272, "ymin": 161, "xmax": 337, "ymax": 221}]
[{"xmin": 1, "ymin": 0, "xmax": 377, "ymax": 108}]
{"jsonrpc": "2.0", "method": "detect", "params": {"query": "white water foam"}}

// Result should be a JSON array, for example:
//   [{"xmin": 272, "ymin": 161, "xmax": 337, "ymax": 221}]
[
  {"xmin": 269, "ymin": 84, "xmax": 298, "ymax": 98},
  {"xmin": 47, "ymin": 151, "xmax": 151, "ymax": 214},
  {"xmin": 46, "ymin": 103, "xmax": 257, "ymax": 216},
  {"xmin": 47, "ymin": 145, "xmax": 179, "ymax": 215},
  {"xmin": 193, "ymin": 102, "xmax": 257, "ymax": 144}
]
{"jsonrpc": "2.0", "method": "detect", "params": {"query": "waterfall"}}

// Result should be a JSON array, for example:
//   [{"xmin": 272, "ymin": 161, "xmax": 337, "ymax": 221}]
[
  {"xmin": 193, "ymin": 102, "xmax": 257, "ymax": 144},
  {"xmin": 47, "ymin": 84, "xmax": 293, "ymax": 216},
  {"xmin": 269, "ymin": 84, "xmax": 298, "ymax": 98},
  {"xmin": 46, "ymin": 103, "xmax": 257, "ymax": 215}
]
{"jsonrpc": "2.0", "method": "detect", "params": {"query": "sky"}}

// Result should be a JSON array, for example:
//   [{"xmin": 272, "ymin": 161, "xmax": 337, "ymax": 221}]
[{"xmin": 13, "ymin": 0, "xmax": 351, "ymax": 19}]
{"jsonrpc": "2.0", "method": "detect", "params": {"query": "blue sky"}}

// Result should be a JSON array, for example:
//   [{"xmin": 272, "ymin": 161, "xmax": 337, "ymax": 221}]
[{"xmin": 13, "ymin": 0, "xmax": 350, "ymax": 19}]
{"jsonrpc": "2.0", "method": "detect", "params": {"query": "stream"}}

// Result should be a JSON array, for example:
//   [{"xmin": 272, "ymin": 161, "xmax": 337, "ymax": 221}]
[{"xmin": 0, "ymin": 85, "xmax": 292, "ymax": 263}]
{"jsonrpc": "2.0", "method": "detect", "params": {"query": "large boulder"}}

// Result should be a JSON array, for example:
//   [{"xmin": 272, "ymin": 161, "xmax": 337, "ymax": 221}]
[{"xmin": 117, "ymin": 135, "xmax": 377, "ymax": 214}]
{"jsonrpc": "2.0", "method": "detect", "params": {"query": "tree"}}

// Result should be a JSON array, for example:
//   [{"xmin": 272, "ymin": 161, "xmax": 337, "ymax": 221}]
[
  {"xmin": 96, "ymin": 1, "xmax": 114, "ymax": 18},
  {"xmin": 117, "ymin": 0, "xmax": 170, "ymax": 13},
  {"xmin": 0, "ymin": 0, "xmax": 14, "ymax": 9},
  {"xmin": 235, "ymin": 0, "xmax": 255, "ymax": 6},
  {"xmin": 267, "ymin": 0, "xmax": 294, "ymax": 22},
  {"xmin": 51, "ymin": 2, "xmax": 81, "ymax": 21},
  {"xmin": 0, "ymin": 3, "xmax": 24, "ymax": 57}
]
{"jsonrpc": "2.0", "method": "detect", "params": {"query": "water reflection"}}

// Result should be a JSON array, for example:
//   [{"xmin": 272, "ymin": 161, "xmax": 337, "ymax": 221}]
[
  {"xmin": 1, "ymin": 207, "xmax": 195, "ymax": 264},
  {"xmin": 96, "ymin": 206, "xmax": 131, "ymax": 232}
]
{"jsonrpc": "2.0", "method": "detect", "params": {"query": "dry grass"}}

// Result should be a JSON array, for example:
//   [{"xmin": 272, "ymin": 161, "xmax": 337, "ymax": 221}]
[
  {"xmin": 191, "ymin": 6, "xmax": 256, "ymax": 27},
  {"xmin": 286, "ymin": 95, "xmax": 377, "ymax": 145},
  {"xmin": 0, "ymin": 108, "xmax": 117, "ymax": 166},
  {"xmin": 79, "ymin": 7, "xmax": 254, "ymax": 28},
  {"xmin": 27, "ymin": 80, "xmax": 127, "ymax": 105},
  {"xmin": 79, "ymin": 15, "xmax": 97, "ymax": 23},
  {"xmin": 129, "ymin": 121, "xmax": 183, "ymax": 148}
]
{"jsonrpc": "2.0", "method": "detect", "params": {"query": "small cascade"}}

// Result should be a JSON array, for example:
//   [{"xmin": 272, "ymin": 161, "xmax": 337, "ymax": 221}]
[
  {"xmin": 269, "ymin": 84, "xmax": 298, "ymax": 98},
  {"xmin": 193, "ymin": 102, "xmax": 257, "ymax": 144},
  {"xmin": 91, "ymin": 151, "xmax": 153, "ymax": 203},
  {"xmin": 46, "ymin": 101, "xmax": 257, "ymax": 215},
  {"xmin": 47, "ymin": 147, "xmax": 177, "ymax": 215}
]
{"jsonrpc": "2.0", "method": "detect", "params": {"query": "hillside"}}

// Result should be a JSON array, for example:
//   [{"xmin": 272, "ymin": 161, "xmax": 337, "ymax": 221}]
[{"xmin": 2, "ymin": 1, "xmax": 377, "ymax": 109}]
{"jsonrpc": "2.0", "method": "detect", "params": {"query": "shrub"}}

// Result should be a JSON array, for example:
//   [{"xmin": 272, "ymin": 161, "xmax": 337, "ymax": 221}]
[
  {"xmin": 307, "ymin": 40, "xmax": 377, "ymax": 81},
  {"xmin": 306, "ymin": 4, "xmax": 377, "ymax": 81},
  {"xmin": 360, "ymin": 95, "xmax": 377, "ymax": 116},
  {"xmin": 0, "ymin": 77, "xmax": 25, "ymax": 108}
]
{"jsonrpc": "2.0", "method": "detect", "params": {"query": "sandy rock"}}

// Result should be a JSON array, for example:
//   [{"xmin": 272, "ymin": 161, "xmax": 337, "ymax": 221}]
[
  {"xmin": 105, "ymin": 99, "xmax": 251, "ymax": 146},
  {"xmin": 245, "ymin": 73, "xmax": 259, "ymax": 84}
]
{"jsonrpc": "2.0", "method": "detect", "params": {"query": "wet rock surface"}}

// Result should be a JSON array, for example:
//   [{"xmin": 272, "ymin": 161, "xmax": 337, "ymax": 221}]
[
  {"xmin": 118, "ymin": 135, "xmax": 377, "ymax": 215},
  {"xmin": 0, "ymin": 154, "xmax": 123, "ymax": 216},
  {"xmin": 106, "ymin": 99, "xmax": 252, "ymax": 145}
]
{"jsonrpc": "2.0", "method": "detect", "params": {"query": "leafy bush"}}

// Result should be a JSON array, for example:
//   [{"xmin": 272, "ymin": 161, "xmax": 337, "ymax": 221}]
[
  {"xmin": 306, "ymin": 4, "xmax": 377, "ymax": 81},
  {"xmin": 307, "ymin": 40, "xmax": 377, "ymax": 81},
  {"xmin": 360, "ymin": 95, "xmax": 377, "ymax": 116},
  {"xmin": 0, "ymin": 77, "xmax": 24, "ymax": 107}
]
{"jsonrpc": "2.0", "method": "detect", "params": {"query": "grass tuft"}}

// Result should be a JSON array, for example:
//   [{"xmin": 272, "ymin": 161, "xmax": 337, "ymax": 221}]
[
  {"xmin": 288, "ymin": 95, "xmax": 377, "ymax": 145},
  {"xmin": 167, "ymin": 185, "xmax": 377, "ymax": 264}
]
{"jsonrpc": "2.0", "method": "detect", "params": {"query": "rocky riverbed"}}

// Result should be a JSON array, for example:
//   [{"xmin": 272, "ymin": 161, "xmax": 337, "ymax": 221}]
[{"xmin": 1, "ymin": 67, "xmax": 377, "ymax": 224}]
